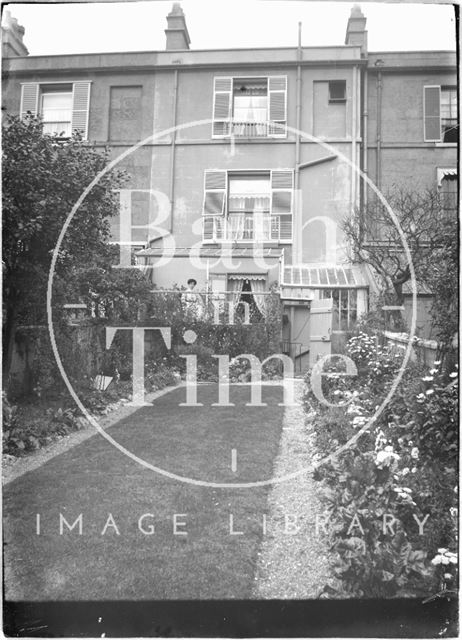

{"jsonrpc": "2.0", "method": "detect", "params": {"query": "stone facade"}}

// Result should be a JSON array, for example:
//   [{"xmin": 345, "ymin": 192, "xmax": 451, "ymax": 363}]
[{"xmin": 2, "ymin": 5, "xmax": 457, "ymax": 357}]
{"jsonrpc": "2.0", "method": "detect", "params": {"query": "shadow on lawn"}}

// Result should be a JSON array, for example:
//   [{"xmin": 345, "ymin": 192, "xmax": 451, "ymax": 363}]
[{"xmin": 4, "ymin": 384, "xmax": 285, "ymax": 600}]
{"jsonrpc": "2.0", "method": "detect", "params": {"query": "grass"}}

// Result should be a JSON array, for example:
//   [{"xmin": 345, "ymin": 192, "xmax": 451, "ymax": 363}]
[{"xmin": 4, "ymin": 383, "xmax": 284, "ymax": 600}]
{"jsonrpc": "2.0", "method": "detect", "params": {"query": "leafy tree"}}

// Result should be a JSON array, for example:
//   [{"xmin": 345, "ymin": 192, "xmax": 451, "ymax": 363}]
[
  {"xmin": 417, "ymin": 215, "xmax": 458, "ymax": 356},
  {"xmin": 69, "ymin": 248, "xmax": 154, "ymax": 322},
  {"xmin": 2, "ymin": 114, "xmax": 150, "ymax": 381}
]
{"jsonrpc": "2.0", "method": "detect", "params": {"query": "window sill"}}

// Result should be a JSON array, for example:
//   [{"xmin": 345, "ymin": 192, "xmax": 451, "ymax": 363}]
[
  {"xmin": 434, "ymin": 142, "xmax": 458, "ymax": 147},
  {"xmin": 211, "ymin": 136, "xmax": 288, "ymax": 142}
]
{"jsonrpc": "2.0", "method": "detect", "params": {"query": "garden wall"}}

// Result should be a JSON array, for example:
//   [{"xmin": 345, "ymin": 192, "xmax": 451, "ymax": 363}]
[
  {"xmin": 9, "ymin": 322, "xmax": 107, "ymax": 396},
  {"xmin": 382, "ymin": 330, "xmax": 457, "ymax": 370}
]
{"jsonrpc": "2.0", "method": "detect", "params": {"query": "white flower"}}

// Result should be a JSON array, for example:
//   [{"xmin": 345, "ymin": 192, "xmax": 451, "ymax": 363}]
[
  {"xmin": 426, "ymin": 389, "xmax": 435, "ymax": 395},
  {"xmin": 385, "ymin": 445, "xmax": 394, "ymax": 453},
  {"xmin": 441, "ymin": 557, "xmax": 450, "ymax": 565},
  {"xmin": 402, "ymin": 467, "xmax": 410, "ymax": 476},
  {"xmin": 434, "ymin": 360, "xmax": 441, "ymax": 366},
  {"xmin": 411, "ymin": 467, "xmax": 417, "ymax": 473},
  {"xmin": 352, "ymin": 416, "xmax": 368, "ymax": 426},
  {"xmin": 411, "ymin": 447, "xmax": 419, "ymax": 459},
  {"xmin": 444, "ymin": 573, "xmax": 453, "ymax": 580},
  {"xmin": 422, "ymin": 376, "xmax": 434, "ymax": 382},
  {"xmin": 376, "ymin": 450, "xmax": 400, "ymax": 467},
  {"xmin": 429, "ymin": 368, "xmax": 438, "ymax": 375},
  {"xmin": 431, "ymin": 555, "xmax": 443, "ymax": 565},
  {"xmin": 449, "ymin": 371, "xmax": 458, "ymax": 378},
  {"xmin": 438, "ymin": 548, "xmax": 448, "ymax": 554},
  {"xmin": 347, "ymin": 404, "xmax": 362, "ymax": 415}
]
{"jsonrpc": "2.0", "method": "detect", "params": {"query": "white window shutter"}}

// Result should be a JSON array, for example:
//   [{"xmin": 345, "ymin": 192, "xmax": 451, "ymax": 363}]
[
  {"xmin": 271, "ymin": 170, "xmax": 293, "ymax": 215},
  {"xmin": 20, "ymin": 83, "xmax": 39, "ymax": 118},
  {"xmin": 203, "ymin": 170, "xmax": 227, "ymax": 215},
  {"xmin": 424, "ymin": 85, "xmax": 441, "ymax": 142},
  {"xmin": 268, "ymin": 76, "xmax": 287, "ymax": 137},
  {"xmin": 71, "ymin": 81, "xmax": 91, "ymax": 139},
  {"xmin": 212, "ymin": 77, "xmax": 232, "ymax": 137}
]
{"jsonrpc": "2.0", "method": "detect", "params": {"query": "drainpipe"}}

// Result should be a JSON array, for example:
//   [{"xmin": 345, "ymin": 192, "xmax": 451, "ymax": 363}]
[
  {"xmin": 351, "ymin": 65, "xmax": 357, "ymax": 210},
  {"xmin": 168, "ymin": 69, "xmax": 179, "ymax": 233},
  {"xmin": 361, "ymin": 65, "xmax": 368, "ymax": 240},
  {"xmin": 376, "ymin": 69, "xmax": 382, "ymax": 191},
  {"xmin": 294, "ymin": 22, "xmax": 302, "ymax": 264}
]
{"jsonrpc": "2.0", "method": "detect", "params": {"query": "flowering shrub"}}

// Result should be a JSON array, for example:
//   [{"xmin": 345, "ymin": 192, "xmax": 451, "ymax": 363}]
[{"xmin": 305, "ymin": 333, "xmax": 458, "ymax": 600}]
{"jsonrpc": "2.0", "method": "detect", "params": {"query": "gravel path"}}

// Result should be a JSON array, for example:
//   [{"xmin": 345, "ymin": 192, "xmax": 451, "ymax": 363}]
[{"xmin": 253, "ymin": 378, "xmax": 331, "ymax": 598}]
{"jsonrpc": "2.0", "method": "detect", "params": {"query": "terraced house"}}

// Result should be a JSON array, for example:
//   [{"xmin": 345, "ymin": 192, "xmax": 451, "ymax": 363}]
[{"xmin": 2, "ymin": 4, "xmax": 457, "ymax": 370}]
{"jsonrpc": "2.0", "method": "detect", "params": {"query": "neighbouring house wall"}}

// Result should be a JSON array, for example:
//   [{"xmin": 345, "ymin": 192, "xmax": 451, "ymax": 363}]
[{"xmin": 367, "ymin": 65, "xmax": 457, "ymax": 191}]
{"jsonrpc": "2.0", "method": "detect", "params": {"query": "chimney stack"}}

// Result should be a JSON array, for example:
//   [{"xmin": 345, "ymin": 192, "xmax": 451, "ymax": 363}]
[
  {"xmin": 2, "ymin": 11, "xmax": 29, "ymax": 57},
  {"xmin": 345, "ymin": 5, "xmax": 367, "ymax": 55},
  {"xmin": 165, "ymin": 3, "xmax": 190, "ymax": 50}
]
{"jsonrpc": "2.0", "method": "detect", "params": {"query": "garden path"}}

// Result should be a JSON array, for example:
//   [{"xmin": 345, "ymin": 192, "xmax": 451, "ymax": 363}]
[{"xmin": 253, "ymin": 378, "xmax": 332, "ymax": 597}]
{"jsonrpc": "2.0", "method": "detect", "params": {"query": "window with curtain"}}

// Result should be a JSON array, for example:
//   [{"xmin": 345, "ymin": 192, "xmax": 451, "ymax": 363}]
[
  {"xmin": 441, "ymin": 87, "xmax": 458, "ymax": 143},
  {"xmin": 233, "ymin": 78, "xmax": 267, "ymax": 123},
  {"xmin": 228, "ymin": 174, "xmax": 271, "ymax": 241},
  {"xmin": 228, "ymin": 276, "xmax": 266, "ymax": 321},
  {"xmin": 41, "ymin": 87, "xmax": 73, "ymax": 137},
  {"xmin": 228, "ymin": 175, "xmax": 271, "ymax": 214}
]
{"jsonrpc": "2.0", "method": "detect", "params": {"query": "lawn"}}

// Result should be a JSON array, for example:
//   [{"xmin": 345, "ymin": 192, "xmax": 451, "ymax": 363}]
[{"xmin": 4, "ymin": 383, "xmax": 284, "ymax": 600}]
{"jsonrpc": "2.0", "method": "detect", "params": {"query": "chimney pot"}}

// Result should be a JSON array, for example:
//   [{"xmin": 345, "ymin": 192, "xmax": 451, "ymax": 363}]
[
  {"xmin": 165, "ymin": 3, "xmax": 191, "ymax": 50},
  {"xmin": 345, "ymin": 4, "xmax": 367, "ymax": 55},
  {"xmin": 2, "ymin": 10, "xmax": 29, "ymax": 57}
]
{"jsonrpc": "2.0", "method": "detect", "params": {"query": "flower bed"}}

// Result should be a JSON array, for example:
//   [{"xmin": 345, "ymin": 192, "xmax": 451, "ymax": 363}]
[
  {"xmin": 3, "ymin": 358, "xmax": 183, "ymax": 458},
  {"xmin": 304, "ymin": 332, "xmax": 458, "ymax": 600}
]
